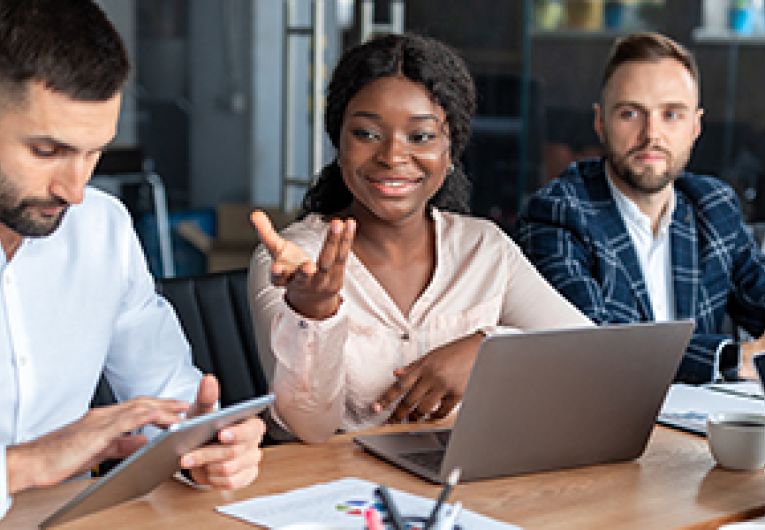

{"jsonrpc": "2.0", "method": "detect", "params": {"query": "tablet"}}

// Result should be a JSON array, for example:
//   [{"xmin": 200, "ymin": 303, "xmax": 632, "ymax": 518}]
[{"xmin": 40, "ymin": 393, "xmax": 275, "ymax": 528}]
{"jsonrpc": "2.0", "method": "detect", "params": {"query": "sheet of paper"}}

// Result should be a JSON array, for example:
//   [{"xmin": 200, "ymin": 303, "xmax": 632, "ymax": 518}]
[
  {"xmin": 659, "ymin": 383, "xmax": 765, "ymax": 434},
  {"xmin": 216, "ymin": 477, "xmax": 520, "ymax": 529},
  {"xmin": 704, "ymin": 381, "xmax": 764, "ymax": 399}
]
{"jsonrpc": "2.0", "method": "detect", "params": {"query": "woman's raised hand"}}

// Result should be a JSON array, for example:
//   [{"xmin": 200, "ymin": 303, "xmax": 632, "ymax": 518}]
[{"xmin": 251, "ymin": 210, "xmax": 356, "ymax": 320}]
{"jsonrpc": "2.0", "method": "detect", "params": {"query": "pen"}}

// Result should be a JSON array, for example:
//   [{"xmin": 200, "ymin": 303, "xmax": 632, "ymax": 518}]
[
  {"xmin": 364, "ymin": 506, "xmax": 384, "ymax": 530},
  {"xmin": 423, "ymin": 467, "xmax": 461, "ymax": 530},
  {"xmin": 435, "ymin": 501, "xmax": 462, "ymax": 530},
  {"xmin": 374, "ymin": 485, "xmax": 406, "ymax": 530}
]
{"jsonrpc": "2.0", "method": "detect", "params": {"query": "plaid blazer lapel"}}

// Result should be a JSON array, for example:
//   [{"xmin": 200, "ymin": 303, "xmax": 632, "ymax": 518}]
[
  {"xmin": 669, "ymin": 192, "xmax": 698, "ymax": 320},
  {"xmin": 586, "ymin": 170, "xmax": 655, "ymax": 320}
]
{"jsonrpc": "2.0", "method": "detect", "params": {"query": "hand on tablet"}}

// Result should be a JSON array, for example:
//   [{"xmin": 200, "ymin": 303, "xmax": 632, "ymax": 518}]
[
  {"xmin": 251, "ymin": 210, "xmax": 355, "ymax": 320},
  {"xmin": 6, "ymin": 396, "xmax": 190, "ymax": 495},
  {"xmin": 180, "ymin": 374, "xmax": 266, "ymax": 489}
]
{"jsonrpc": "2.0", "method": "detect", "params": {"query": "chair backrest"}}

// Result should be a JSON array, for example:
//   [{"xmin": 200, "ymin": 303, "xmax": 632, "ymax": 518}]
[
  {"xmin": 92, "ymin": 269, "xmax": 268, "ymax": 408},
  {"xmin": 157, "ymin": 269, "xmax": 268, "ymax": 406}
]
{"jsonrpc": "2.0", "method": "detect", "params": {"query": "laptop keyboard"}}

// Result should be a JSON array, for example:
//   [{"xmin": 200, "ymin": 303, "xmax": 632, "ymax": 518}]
[
  {"xmin": 399, "ymin": 450, "xmax": 445, "ymax": 473},
  {"xmin": 433, "ymin": 430, "xmax": 451, "ymax": 447}
]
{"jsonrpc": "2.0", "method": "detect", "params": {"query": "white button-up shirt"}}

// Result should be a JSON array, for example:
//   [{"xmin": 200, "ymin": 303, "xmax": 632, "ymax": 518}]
[
  {"xmin": 606, "ymin": 174, "xmax": 676, "ymax": 321},
  {"xmin": 0, "ymin": 188, "xmax": 201, "ymax": 518}
]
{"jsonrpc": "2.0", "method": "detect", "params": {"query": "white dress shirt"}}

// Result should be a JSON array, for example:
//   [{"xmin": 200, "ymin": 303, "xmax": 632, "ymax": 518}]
[
  {"xmin": 606, "ymin": 175, "xmax": 676, "ymax": 321},
  {"xmin": 249, "ymin": 210, "xmax": 592, "ymax": 442},
  {"xmin": 0, "ymin": 187, "xmax": 201, "ymax": 518}
]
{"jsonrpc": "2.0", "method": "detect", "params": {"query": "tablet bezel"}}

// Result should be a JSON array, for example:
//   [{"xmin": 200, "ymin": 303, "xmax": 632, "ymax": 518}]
[{"xmin": 40, "ymin": 393, "xmax": 274, "ymax": 528}]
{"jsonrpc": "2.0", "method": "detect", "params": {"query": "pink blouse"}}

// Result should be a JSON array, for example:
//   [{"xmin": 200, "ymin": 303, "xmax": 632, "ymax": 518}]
[{"xmin": 248, "ymin": 209, "xmax": 591, "ymax": 442}]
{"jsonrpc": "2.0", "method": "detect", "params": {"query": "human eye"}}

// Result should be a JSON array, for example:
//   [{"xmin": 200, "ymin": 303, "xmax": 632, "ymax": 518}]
[
  {"xmin": 350, "ymin": 128, "xmax": 381, "ymax": 141},
  {"xmin": 30, "ymin": 144, "xmax": 59, "ymax": 157},
  {"xmin": 408, "ymin": 130, "xmax": 438, "ymax": 144},
  {"xmin": 617, "ymin": 107, "xmax": 640, "ymax": 121},
  {"xmin": 664, "ymin": 109, "xmax": 685, "ymax": 121}
]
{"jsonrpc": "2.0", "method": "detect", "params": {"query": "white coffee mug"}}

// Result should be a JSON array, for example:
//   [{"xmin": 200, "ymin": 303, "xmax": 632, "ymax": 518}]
[{"xmin": 707, "ymin": 412, "xmax": 765, "ymax": 471}]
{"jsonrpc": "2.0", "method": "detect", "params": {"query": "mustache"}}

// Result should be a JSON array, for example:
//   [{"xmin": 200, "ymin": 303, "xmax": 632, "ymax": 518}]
[
  {"xmin": 626, "ymin": 143, "xmax": 671, "ymax": 158},
  {"xmin": 19, "ymin": 196, "xmax": 68, "ymax": 209}
]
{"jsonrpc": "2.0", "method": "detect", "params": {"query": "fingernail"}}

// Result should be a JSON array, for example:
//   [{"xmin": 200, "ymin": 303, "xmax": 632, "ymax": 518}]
[
  {"xmin": 372, "ymin": 402, "xmax": 382, "ymax": 413},
  {"xmin": 332, "ymin": 222, "xmax": 343, "ymax": 234},
  {"xmin": 220, "ymin": 430, "xmax": 234, "ymax": 442},
  {"xmin": 181, "ymin": 456, "xmax": 194, "ymax": 467}
]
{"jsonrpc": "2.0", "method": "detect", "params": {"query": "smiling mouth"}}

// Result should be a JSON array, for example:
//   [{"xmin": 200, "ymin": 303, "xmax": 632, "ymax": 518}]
[{"xmin": 367, "ymin": 176, "xmax": 423, "ymax": 196}]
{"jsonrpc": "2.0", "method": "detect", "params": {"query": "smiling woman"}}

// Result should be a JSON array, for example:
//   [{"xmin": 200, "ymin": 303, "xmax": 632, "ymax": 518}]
[{"xmin": 247, "ymin": 33, "xmax": 592, "ymax": 444}]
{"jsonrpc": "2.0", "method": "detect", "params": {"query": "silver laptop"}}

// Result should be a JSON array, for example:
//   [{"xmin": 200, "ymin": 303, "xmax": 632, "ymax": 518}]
[{"xmin": 354, "ymin": 321, "xmax": 694, "ymax": 483}]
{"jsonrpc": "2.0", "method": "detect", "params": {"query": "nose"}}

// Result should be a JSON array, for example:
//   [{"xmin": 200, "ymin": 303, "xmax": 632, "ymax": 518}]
[
  {"xmin": 49, "ymin": 156, "xmax": 95, "ymax": 205},
  {"xmin": 375, "ymin": 133, "xmax": 409, "ymax": 166},
  {"xmin": 641, "ymin": 112, "xmax": 661, "ymax": 144}
]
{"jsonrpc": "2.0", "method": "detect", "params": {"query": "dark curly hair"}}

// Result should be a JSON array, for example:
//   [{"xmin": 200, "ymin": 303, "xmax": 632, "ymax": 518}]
[{"xmin": 299, "ymin": 33, "xmax": 476, "ymax": 218}]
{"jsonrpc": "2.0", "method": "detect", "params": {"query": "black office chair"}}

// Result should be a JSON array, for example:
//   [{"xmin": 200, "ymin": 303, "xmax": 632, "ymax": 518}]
[
  {"xmin": 90, "ymin": 268, "xmax": 279, "ymax": 477},
  {"xmin": 91, "ymin": 268, "xmax": 268, "ymax": 408}
]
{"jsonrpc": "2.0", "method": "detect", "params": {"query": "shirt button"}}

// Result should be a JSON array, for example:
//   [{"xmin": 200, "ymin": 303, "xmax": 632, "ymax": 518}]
[
  {"xmin": 298, "ymin": 320, "xmax": 308, "ymax": 329},
  {"xmin": 18, "ymin": 355, "xmax": 27, "ymax": 366},
  {"xmin": 401, "ymin": 332, "xmax": 410, "ymax": 341}
]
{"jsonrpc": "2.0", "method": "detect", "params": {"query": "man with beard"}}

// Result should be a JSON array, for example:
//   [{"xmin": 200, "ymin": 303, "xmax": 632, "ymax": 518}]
[
  {"xmin": 515, "ymin": 32, "xmax": 765, "ymax": 384},
  {"xmin": 0, "ymin": 0, "xmax": 265, "ymax": 519}
]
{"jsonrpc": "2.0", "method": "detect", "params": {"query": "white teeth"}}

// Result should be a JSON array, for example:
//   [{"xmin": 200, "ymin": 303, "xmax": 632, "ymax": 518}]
[{"xmin": 380, "ymin": 181, "xmax": 409, "ymax": 187}]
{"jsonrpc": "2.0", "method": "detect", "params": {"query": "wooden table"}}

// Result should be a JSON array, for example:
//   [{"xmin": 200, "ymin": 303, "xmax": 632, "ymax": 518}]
[{"xmin": 4, "ymin": 425, "xmax": 765, "ymax": 530}]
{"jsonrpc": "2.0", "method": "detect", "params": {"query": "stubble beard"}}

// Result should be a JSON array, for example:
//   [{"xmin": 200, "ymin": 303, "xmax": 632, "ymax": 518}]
[
  {"xmin": 603, "ymin": 135, "xmax": 690, "ymax": 195},
  {"xmin": 0, "ymin": 167, "xmax": 68, "ymax": 237}
]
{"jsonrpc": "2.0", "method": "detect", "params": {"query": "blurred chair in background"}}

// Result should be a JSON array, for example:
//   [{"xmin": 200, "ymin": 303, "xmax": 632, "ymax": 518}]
[{"xmin": 91, "ymin": 148, "xmax": 175, "ymax": 278}]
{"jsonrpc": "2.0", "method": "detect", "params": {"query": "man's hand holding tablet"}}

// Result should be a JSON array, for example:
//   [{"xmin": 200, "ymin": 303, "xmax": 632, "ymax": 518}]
[
  {"xmin": 180, "ymin": 374, "xmax": 267, "ymax": 488},
  {"xmin": 40, "ymin": 383, "xmax": 273, "ymax": 527}
]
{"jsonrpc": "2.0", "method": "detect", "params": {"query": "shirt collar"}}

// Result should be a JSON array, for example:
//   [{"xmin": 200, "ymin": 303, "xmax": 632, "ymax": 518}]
[{"xmin": 605, "ymin": 167, "xmax": 676, "ymax": 237}]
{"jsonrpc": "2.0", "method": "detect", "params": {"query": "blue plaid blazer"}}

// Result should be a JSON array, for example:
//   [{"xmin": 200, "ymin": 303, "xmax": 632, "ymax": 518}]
[{"xmin": 515, "ymin": 158, "xmax": 765, "ymax": 383}]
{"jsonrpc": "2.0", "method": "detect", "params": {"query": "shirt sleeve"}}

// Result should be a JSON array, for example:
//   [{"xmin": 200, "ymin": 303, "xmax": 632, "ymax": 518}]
[
  {"xmin": 0, "ymin": 446, "xmax": 10, "ymax": 519},
  {"xmin": 248, "ymin": 243, "xmax": 349, "ymax": 444},
  {"xmin": 103, "ymin": 218, "xmax": 201, "ymax": 406},
  {"xmin": 498, "ymin": 230, "xmax": 593, "ymax": 331}
]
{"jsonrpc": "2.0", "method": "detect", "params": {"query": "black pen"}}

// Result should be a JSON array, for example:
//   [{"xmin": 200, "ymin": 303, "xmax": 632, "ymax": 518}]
[
  {"xmin": 424, "ymin": 467, "xmax": 461, "ymax": 530},
  {"xmin": 374, "ymin": 484, "xmax": 406, "ymax": 530}
]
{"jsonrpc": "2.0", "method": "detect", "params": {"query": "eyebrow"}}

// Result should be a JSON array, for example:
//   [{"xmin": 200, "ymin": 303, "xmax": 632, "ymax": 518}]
[
  {"xmin": 350, "ymin": 110, "xmax": 442, "ymax": 123},
  {"xmin": 612, "ymin": 101, "xmax": 692, "ymax": 111},
  {"xmin": 25, "ymin": 135, "xmax": 112, "ymax": 154}
]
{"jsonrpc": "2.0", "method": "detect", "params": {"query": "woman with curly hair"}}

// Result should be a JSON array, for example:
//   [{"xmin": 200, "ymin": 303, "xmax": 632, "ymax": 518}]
[{"xmin": 249, "ymin": 33, "xmax": 590, "ymax": 443}]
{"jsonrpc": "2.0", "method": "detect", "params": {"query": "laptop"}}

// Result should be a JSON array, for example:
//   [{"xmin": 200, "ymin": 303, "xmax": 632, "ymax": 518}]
[{"xmin": 354, "ymin": 321, "xmax": 694, "ymax": 483}]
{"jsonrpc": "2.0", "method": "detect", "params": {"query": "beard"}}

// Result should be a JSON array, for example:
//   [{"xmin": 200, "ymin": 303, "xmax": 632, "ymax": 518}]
[
  {"xmin": 603, "ymin": 134, "xmax": 690, "ymax": 195},
  {"xmin": 0, "ymin": 168, "xmax": 69, "ymax": 237}
]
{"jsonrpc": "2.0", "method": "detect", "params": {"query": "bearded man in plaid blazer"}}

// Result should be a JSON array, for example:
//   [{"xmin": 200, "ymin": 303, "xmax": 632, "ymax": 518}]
[{"xmin": 516, "ymin": 32, "xmax": 765, "ymax": 384}]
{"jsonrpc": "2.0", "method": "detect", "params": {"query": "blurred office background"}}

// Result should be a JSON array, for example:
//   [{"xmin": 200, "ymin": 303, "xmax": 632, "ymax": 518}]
[{"xmin": 93, "ymin": 0, "xmax": 765, "ymax": 276}]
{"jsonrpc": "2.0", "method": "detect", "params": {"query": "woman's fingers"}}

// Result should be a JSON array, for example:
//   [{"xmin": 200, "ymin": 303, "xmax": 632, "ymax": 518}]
[
  {"xmin": 252, "ymin": 210, "xmax": 312, "ymax": 281},
  {"xmin": 250, "ymin": 210, "xmax": 284, "ymax": 257}
]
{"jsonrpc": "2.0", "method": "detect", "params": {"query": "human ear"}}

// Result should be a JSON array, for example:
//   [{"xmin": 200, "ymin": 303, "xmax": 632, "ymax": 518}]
[{"xmin": 593, "ymin": 102, "xmax": 605, "ymax": 144}]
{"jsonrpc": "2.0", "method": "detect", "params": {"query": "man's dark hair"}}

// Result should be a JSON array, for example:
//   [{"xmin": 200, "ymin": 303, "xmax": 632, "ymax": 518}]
[
  {"xmin": 300, "ymin": 33, "xmax": 476, "ymax": 218},
  {"xmin": 0, "ymin": 0, "xmax": 129, "ymax": 105},
  {"xmin": 601, "ymin": 32, "xmax": 699, "ymax": 100}
]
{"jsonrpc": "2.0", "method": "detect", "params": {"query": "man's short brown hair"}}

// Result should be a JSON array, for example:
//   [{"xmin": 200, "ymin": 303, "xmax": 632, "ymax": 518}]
[
  {"xmin": 601, "ymin": 32, "xmax": 699, "ymax": 97},
  {"xmin": 0, "ymin": 0, "xmax": 129, "ymax": 107}
]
